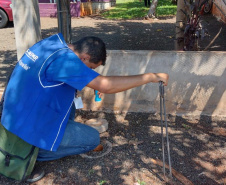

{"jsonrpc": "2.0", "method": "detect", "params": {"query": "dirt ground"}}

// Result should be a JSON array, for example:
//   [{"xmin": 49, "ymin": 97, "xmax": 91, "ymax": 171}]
[{"xmin": 0, "ymin": 15, "xmax": 225, "ymax": 185}]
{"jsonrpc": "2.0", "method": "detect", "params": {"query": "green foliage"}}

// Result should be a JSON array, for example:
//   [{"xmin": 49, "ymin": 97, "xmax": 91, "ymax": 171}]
[
  {"xmin": 101, "ymin": 0, "xmax": 177, "ymax": 19},
  {"xmin": 157, "ymin": 0, "xmax": 176, "ymax": 6},
  {"xmin": 137, "ymin": 179, "xmax": 146, "ymax": 185},
  {"xmin": 98, "ymin": 180, "xmax": 107, "ymax": 185},
  {"xmin": 88, "ymin": 169, "xmax": 95, "ymax": 176},
  {"xmin": 116, "ymin": 0, "xmax": 138, "ymax": 3},
  {"xmin": 157, "ymin": 5, "xmax": 177, "ymax": 16},
  {"xmin": 101, "ymin": 2, "xmax": 146, "ymax": 19},
  {"xmin": 182, "ymin": 124, "xmax": 191, "ymax": 130}
]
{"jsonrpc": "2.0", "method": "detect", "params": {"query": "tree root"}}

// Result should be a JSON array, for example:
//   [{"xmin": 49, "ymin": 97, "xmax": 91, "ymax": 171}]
[
  {"xmin": 150, "ymin": 158, "xmax": 194, "ymax": 185},
  {"xmin": 203, "ymin": 27, "xmax": 222, "ymax": 51}
]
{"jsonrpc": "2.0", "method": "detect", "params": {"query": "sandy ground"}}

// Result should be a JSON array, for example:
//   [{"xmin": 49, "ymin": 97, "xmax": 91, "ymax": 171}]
[{"xmin": 0, "ymin": 15, "xmax": 225, "ymax": 185}]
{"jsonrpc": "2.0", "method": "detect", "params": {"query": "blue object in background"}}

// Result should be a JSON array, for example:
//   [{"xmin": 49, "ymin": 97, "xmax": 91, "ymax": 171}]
[{"xmin": 95, "ymin": 90, "xmax": 101, "ymax": 102}]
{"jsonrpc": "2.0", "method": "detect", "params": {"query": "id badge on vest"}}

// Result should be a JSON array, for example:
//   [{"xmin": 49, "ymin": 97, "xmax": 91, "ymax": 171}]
[{"xmin": 74, "ymin": 96, "xmax": 83, "ymax": 109}]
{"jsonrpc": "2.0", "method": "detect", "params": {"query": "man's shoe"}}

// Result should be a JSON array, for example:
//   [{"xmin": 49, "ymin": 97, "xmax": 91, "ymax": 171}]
[
  {"xmin": 26, "ymin": 167, "xmax": 45, "ymax": 183},
  {"xmin": 80, "ymin": 140, "xmax": 112, "ymax": 159},
  {"xmin": 93, "ymin": 144, "xmax": 103, "ymax": 152}
]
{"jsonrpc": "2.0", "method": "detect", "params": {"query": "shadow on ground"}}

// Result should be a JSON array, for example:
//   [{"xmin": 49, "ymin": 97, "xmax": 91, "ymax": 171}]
[
  {"xmin": 0, "ymin": 112, "xmax": 225, "ymax": 184},
  {"xmin": 41, "ymin": 14, "xmax": 226, "ymax": 51},
  {"xmin": 0, "ymin": 50, "xmax": 17, "ymax": 87},
  {"xmin": 42, "ymin": 21, "xmax": 177, "ymax": 50}
]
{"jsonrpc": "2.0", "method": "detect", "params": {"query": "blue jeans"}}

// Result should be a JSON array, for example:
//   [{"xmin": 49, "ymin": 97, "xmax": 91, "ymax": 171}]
[{"xmin": 37, "ymin": 104, "xmax": 100, "ymax": 161}]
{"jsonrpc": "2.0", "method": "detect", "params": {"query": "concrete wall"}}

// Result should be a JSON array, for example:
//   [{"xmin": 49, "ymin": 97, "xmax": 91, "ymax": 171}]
[
  {"xmin": 92, "ymin": 2, "xmax": 116, "ymax": 14},
  {"xmin": 1, "ymin": 50, "xmax": 225, "ymax": 118},
  {"xmin": 81, "ymin": 50, "xmax": 226, "ymax": 118}
]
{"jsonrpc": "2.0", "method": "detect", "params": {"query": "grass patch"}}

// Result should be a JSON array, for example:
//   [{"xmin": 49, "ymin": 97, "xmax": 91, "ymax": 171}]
[
  {"xmin": 157, "ymin": 5, "xmax": 177, "ymax": 16},
  {"xmin": 116, "ymin": 0, "xmax": 138, "ymax": 3},
  {"xmin": 100, "ymin": 0, "xmax": 177, "ymax": 19},
  {"xmin": 101, "ymin": 2, "xmax": 147, "ymax": 19}
]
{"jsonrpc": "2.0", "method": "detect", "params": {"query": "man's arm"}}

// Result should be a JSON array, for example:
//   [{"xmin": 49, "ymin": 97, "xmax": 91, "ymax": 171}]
[{"xmin": 87, "ymin": 73, "xmax": 169, "ymax": 94}]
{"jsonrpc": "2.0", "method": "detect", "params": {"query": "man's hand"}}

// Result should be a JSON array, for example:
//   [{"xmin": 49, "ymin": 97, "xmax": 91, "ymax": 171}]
[
  {"xmin": 94, "ymin": 90, "xmax": 103, "ymax": 98},
  {"xmin": 153, "ymin": 73, "xmax": 169, "ymax": 86}
]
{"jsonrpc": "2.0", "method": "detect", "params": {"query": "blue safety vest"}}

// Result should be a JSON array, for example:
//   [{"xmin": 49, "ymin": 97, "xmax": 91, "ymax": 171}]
[{"xmin": 1, "ymin": 34, "xmax": 99, "ymax": 151}]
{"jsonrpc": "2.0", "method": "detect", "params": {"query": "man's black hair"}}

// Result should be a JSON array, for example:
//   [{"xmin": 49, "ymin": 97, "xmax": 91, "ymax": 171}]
[{"xmin": 72, "ymin": 36, "xmax": 106, "ymax": 66}]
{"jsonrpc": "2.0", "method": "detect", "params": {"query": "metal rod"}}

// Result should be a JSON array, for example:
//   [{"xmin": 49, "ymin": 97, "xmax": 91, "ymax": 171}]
[
  {"xmin": 163, "ymin": 89, "xmax": 172, "ymax": 177},
  {"xmin": 159, "ymin": 82, "xmax": 166, "ymax": 176},
  {"xmin": 159, "ymin": 81, "xmax": 172, "ymax": 178}
]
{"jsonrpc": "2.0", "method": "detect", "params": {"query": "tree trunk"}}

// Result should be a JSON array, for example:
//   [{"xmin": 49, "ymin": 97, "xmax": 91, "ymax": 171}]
[
  {"xmin": 56, "ymin": 0, "xmax": 72, "ymax": 43},
  {"xmin": 147, "ymin": 0, "xmax": 158, "ymax": 18},
  {"xmin": 175, "ymin": 0, "xmax": 190, "ymax": 50},
  {"xmin": 12, "ymin": 0, "xmax": 41, "ymax": 60}
]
